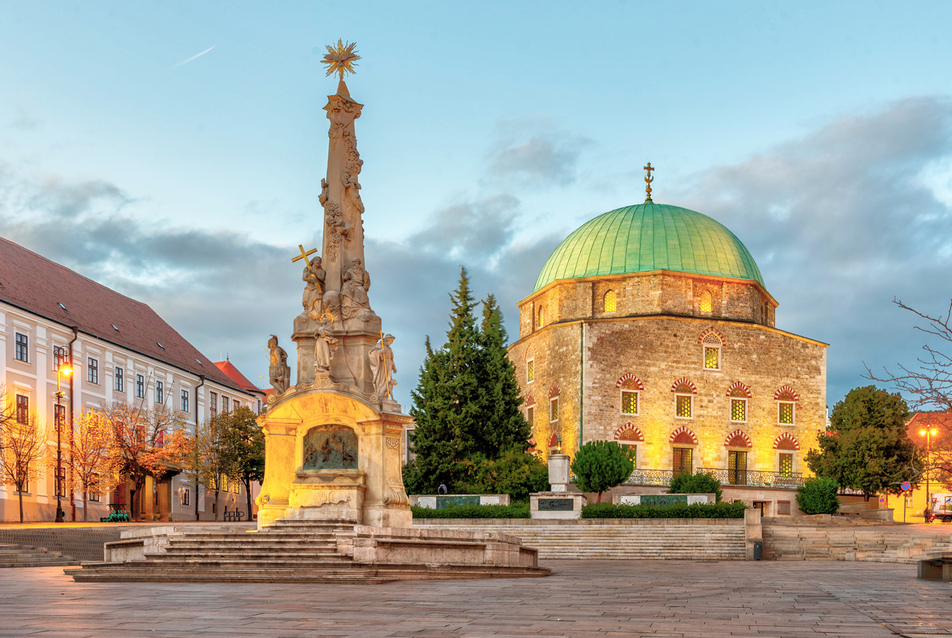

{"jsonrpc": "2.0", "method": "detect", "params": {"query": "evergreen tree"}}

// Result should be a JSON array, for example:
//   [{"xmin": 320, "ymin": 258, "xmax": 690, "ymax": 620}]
[{"xmin": 479, "ymin": 294, "xmax": 530, "ymax": 453}]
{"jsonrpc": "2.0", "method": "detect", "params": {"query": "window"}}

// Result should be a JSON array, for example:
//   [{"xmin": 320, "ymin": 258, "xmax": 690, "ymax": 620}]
[
  {"xmin": 621, "ymin": 390, "xmax": 639, "ymax": 415},
  {"xmin": 16, "ymin": 460, "xmax": 30, "ymax": 494},
  {"xmin": 181, "ymin": 389, "xmax": 189, "ymax": 412},
  {"xmin": 210, "ymin": 392, "xmax": 218, "ymax": 416},
  {"xmin": 777, "ymin": 501, "xmax": 791, "ymax": 515},
  {"xmin": 156, "ymin": 381, "xmax": 164, "ymax": 404},
  {"xmin": 728, "ymin": 450, "xmax": 748, "ymax": 485},
  {"xmin": 88, "ymin": 473, "xmax": 101, "ymax": 502},
  {"xmin": 729, "ymin": 386, "xmax": 749, "ymax": 422},
  {"xmin": 674, "ymin": 394, "xmax": 694, "ymax": 419},
  {"xmin": 115, "ymin": 367, "xmax": 124, "ymax": 393},
  {"xmin": 779, "ymin": 453, "xmax": 794, "ymax": 478},
  {"xmin": 52, "ymin": 345, "xmax": 69, "ymax": 371},
  {"xmin": 233, "ymin": 401, "xmax": 239, "ymax": 411},
  {"xmin": 701, "ymin": 332, "xmax": 722, "ymax": 370},
  {"xmin": 14, "ymin": 332, "xmax": 28, "ymax": 362},
  {"xmin": 549, "ymin": 396, "xmax": 559, "ymax": 422},
  {"xmin": 222, "ymin": 396, "xmax": 230, "ymax": 413},
  {"xmin": 527, "ymin": 357, "xmax": 534, "ymax": 383},
  {"xmin": 15, "ymin": 395, "xmax": 29, "ymax": 424},
  {"xmin": 526, "ymin": 406, "xmax": 534, "ymax": 426},
  {"xmin": 778, "ymin": 401, "xmax": 795, "ymax": 425},
  {"xmin": 672, "ymin": 447, "xmax": 693, "ymax": 474},
  {"xmin": 604, "ymin": 290, "xmax": 617, "ymax": 312},
  {"xmin": 537, "ymin": 306, "xmax": 545, "ymax": 328},
  {"xmin": 87, "ymin": 357, "xmax": 99, "ymax": 384},
  {"xmin": 181, "ymin": 489, "xmax": 190, "ymax": 506},
  {"xmin": 700, "ymin": 290, "xmax": 713, "ymax": 313}
]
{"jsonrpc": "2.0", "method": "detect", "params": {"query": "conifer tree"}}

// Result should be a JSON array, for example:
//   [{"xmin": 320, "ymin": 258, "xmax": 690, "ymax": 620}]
[{"xmin": 479, "ymin": 294, "xmax": 530, "ymax": 454}]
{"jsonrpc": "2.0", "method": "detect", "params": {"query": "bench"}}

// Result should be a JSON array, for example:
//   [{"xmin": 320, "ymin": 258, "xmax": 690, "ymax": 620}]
[{"xmin": 918, "ymin": 555, "xmax": 952, "ymax": 581}]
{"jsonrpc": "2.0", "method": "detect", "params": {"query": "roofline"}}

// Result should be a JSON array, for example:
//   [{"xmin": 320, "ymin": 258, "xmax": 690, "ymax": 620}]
[
  {"xmin": 523, "ymin": 269, "xmax": 778, "ymax": 308},
  {"xmin": 1, "ymin": 298, "xmax": 251, "ymax": 396},
  {"xmin": 508, "ymin": 313, "xmax": 829, "ymax": 351}
]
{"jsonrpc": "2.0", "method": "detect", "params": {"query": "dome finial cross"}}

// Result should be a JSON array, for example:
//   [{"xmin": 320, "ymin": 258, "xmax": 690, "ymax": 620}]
[{"xmin": 644, "ymin": 162, "xmax": 654, "ymax": 202}]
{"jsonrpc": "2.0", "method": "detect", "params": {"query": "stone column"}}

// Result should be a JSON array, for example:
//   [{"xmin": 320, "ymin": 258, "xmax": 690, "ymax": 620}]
[{"xmin": 156, "ymin": 479, "xmax": 171, "ymax": 522}]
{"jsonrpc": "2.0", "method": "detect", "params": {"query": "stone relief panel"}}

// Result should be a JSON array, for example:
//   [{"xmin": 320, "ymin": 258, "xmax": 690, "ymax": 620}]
[{"xmin": 302, "ymin": 425, "xmax": 358, "ymax": 470}]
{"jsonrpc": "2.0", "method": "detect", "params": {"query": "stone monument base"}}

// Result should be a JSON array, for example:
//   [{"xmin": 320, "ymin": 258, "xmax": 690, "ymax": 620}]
[{"xmin": 530, "ymin": 492, "xmax": 588, "ymax": 520}]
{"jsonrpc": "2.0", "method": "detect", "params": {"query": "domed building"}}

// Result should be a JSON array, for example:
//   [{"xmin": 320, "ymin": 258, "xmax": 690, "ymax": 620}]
[{"xmin": 508, "ymin": 188, "xmax": 827, "ymax": 514}]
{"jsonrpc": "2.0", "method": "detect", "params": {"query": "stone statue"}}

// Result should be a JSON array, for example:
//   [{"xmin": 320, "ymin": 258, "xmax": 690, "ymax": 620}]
[
  {"xmin": 341, "ymin": 257, "xmax": 371, "ymax": 319},
  {"xmin": 368, "ymin": 333, "xmax": 396, "ymax": 399},
  {"xmin": 302, "ymin": 255, "xmax": 326, "ymax": 319},
  {"xmin": 319, "ymin": 178, "xmax": 329, "ymax": 206},
  {"xmin": 268, "ymin": 335, "xmax": 291, "ymax": 394},
  {"xmin": 314, "ymin": 320, "xmax": 339, "ymax": 375}
]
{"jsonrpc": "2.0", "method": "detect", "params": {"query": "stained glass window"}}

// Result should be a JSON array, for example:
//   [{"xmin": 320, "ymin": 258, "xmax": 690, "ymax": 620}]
[
  {"xmin": 704, "ymin": 346, "xmax": 719, "ymax": 370},
  {"xmin": 700, "ymin": 291, "xmax": 712, "ymax": 313},
  {"xmin": 527, "ymin": 359, "xmax": 534, "ymax": 383},
  {"xmin": 728, "ymin": 450, "xmax": 748, "ymax": 485},
  {"xmin": 527, "ymin": 406, "xmax": 534, "ymax": 425},
  {"xmin": 621, "ymin": 390, "xmax": 638, "ymax": 415},
  {"xmin": 673, "ymin": 447, "xmax": 692, "ymax": 473},
  {"xmin": 731, "ymin": 398, "xmax": 746, "ymax": 422},
  {"xmin": 604, "ymin": 290, "xmax": 617, "ymax": 312},
  {"xmin": 779, "ymin": 453, "xmax": 793, "ymax": 477},
  {"xmin": 550, "ymin": 397, "xmax": 559, "ymax": 422},
  {"xmin": 676, "ymin": 394, "xmax": 692, "ymax": 418},
  {"xmin": 778, "ymin": 402, "xmax": 794, "ymax": 425}
]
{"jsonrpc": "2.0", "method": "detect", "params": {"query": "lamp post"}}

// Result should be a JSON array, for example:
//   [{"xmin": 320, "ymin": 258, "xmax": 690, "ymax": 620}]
[
  {"xmin": 920, "ymin": 427, "xmax": 938, "ymax": 521},
  {"xmin": 54, "ymin": 364, "xmax": 72, "ymax": 523}
]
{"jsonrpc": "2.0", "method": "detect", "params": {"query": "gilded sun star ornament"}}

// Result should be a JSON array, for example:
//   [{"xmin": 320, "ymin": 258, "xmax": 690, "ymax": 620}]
[{"xmin": 322, "ymin": 40, "xmax": 360, "ymax": 80}]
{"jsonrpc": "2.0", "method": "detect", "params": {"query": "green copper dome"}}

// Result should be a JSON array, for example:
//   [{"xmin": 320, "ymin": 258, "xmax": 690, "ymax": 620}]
[{"xmin": 534, "ymin": 202, "xmax": 764, "ymax": 292}]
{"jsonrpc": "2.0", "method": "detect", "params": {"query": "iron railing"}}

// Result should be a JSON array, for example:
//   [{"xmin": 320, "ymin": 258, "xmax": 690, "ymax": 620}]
[{"xmin": 623, "ymin": 467, "xmax": 805, "ymax": 488}]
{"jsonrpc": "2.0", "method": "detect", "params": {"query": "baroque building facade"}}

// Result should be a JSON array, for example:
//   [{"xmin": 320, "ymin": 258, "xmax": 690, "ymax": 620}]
[
  {"xmin": 508, "ymin": 199, "xmax": 828, "ymax": 515},
  {"xmin": 0, "ymin": 237, "xmax": 260, "ymax": 522}
]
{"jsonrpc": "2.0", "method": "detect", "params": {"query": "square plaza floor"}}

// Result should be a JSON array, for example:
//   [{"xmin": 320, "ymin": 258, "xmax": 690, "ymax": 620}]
[{"xmin": 0, "ymin": 560, "xmax": 949, "ymax": 637}]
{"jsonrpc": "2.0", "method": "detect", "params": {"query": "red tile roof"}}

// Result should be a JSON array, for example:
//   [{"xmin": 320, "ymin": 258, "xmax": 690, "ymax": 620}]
[
  {"xmin": 214, "ymin": 360, "xmax": 264, "ymax": 395},
  {"xmin": 0, "ymin": 237, "xmax": 244, "ymax": 393}
]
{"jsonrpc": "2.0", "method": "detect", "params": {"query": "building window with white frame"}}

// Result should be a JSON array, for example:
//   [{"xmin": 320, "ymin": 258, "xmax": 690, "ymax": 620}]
[
  {"xmin": 14, "ymin": 332, "xmax": 29, "ymax": 363},
  {"xmin": 115, "ymin": 367, "xmax": 124, "ymax": 393},
  {"xmin": 156, "ymin": 381, "xmax": 164, "ymax": 404},
  {"xmin": 210, "ymin": 391, "xmax": 218, "ymax": 416},
  {"xmin": 181, "ymin": 389, "xmax": 189, "ymax": 412},
  {"xmin": 136, "ymin": 374, "xmax": 144, "ymax": 398},
  {"xmin": 15, "ymin": 394, "xmax": 29, "ymax": 424},
  {"xmin": 673, "ymin": 381, "xmax": 695, "ymax": 419},
  {"xmin": 729, "ymin": 387, "xmax": 748, "ymax": 423},
  {"xmin": 52, "ymin": 345, "xmax": 69, "ymax": 371},
  {"xmin": 87, "ymin": 357, "xmax": 99, "ymax": 384},
  {"xmin": 549, "ymin": 395, "xmax": 559, "ymax": 422},
  {"xmin": 702, "ymin": 332, "xmax": 721, "ymax": 370},
  {"xmin": 222, "ymin": 396, "xmax": 230, "ymax": 413},
  {"xmin": 526, "ymin": 352, "xmax": 535, "ymax": 383},
  {"xmin": 778, "ymin": 401, "xmax": 795, "ymax": 425},
  {"xmin": 620, "ymin": 381, "xmax": 639, "ymax": 416}
]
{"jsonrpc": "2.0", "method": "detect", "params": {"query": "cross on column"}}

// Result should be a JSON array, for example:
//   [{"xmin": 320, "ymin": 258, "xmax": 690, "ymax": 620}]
[{"xmin": 292, "ymin": 244, "xmax": 317, "ymax": 265}]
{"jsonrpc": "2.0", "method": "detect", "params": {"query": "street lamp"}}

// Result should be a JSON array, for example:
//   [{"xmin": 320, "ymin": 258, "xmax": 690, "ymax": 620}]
[
  {"xmin": 920, "ymin": 427, "xmax": 938, "ymax": 521},
  {"xmin": 55, "ymin": 363, "xmax": 72, "ymax": 523}
]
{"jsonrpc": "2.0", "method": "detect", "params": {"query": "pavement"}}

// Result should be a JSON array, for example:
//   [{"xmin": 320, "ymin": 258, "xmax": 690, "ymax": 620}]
[{"xmin": 0, "ymin": 560, "xmax": 950, "ymax": 637}]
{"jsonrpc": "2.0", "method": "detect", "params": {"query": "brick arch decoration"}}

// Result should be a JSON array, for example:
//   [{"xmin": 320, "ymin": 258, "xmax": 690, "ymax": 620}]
[
  {"xmin": 526, "ymin": 348, "xmax": 535, "ymax": 361},
  {"xmin": 774, "ymin": 432, "xmax": 801, "ymax": 450},
  {"xmin": 616, "ymin": 373, "xmax": 645, "ymax": 390},
  {"xmin": 669, "ymin": 425, "xmax": 699, "ymax": 445},
  {"xmin": 548, "ymin": 383, "xmax": 560, "ymax": 398},
  {"xmin": 726, "ymin": 381, "xmax": 752, "ymax": 398},
  {"xmin": 724, "ymin": 429, "xmax": 753, "ymax": 448},
  {"xmin": 670, "ymin": 377, "xmax": 698, "ymax": 394},
  {"xmin": 774, "ymin": 385, "xmax": 800, "ymax": 401},
  {"xmin": 524, "ymin": 392, "xmax": 535, "ymax": 407},
  {"xmin": 548, "ymin": 432, "xmax": 560, "ymax": 449},
  {"xmin": 614, "ymin": 423, "xmax": 645, "ymax": 443},
  {"xmin": 698, "ymin": 326, "xmax": 727, "ymax": 345}
]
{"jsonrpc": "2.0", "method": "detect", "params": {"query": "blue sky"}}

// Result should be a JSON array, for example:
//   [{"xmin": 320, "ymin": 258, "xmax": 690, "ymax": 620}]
[{"xmin": 2, "ymin": 2, "xmax": 952, "ymax": 411}]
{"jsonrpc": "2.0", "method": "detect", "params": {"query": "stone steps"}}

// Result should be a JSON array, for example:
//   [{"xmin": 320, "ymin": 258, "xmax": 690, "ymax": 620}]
[
  {"xmin": 763, "ymin": 526, "xmax": 952, "ymax": 563},
  {"xmin": 0, "ymin": 544, "xmax": 78, "ymax": 568}
]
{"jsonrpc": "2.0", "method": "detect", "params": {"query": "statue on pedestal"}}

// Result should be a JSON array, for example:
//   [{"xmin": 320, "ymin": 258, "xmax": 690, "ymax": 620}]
[
  {"xmin": 268, "ymin": 335, "xmax": 291, "ymax": 394},
  {"xmin": 314, "ymin": 319, "xmax": 339, "ymax": 375},
  {"xmin": 302, "ymin": 255, "xmax": 326, "ymax": 320},
  {"xmin": 341, "ymin": 257, "xmax": 371, "ymax": 320},
  {"xmin": 369, "ymin": 333, "xmax": 397, "ymax": 400}
]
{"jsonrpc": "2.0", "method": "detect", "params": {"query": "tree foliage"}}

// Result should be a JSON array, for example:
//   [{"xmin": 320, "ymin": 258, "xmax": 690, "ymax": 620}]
[
  {"xmin": 669, "ymin": 471, "xmax": 723, "ymax": 502},
  {"xmin": 64, "ymin": 411, "xmax": 117, "ymax": 521},
  {"xmin": 796, "ymin": 476, "xmax": 841, "ymax": 514},
  {"xmin": 456, "ymin": 448, "xmax": 549, "ymax": 501},
  {"xmin": 218, "ymin": 406, "xmax": 265, "ymax": 518},
  {"xmin": 805, "ymin": 386, "xmax": 918, "ymax": 496},
  {"xmin": 406, "ymin": 268, "xmax": 531, "ymax": 493},
  {"xmin": 0, "ymin": 397, "xmax": 43, "ymax": 522},
  {"xmin": 571, "ymin": 441, "xmax": 635, "ymax": 502}
]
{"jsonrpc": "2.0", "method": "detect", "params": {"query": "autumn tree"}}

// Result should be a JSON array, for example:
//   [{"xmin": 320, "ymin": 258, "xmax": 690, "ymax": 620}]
[
  {"xmin": 63, "ymin": 411, "xmax": 117, "ymax": 521},
  {"xmin": 0, "ymin": 398, "xmax": 43, "ymax": 523},
  {"xmin": 219, "ymin": 406, "xmax": 265, "ymax": 518},
  {"xmin": 100, "ymin": 402, "xmax": 187, "ymax": 520},
  {"xmin": 187, "ymin": 415, "xmax": 230, "ymax": 521}
]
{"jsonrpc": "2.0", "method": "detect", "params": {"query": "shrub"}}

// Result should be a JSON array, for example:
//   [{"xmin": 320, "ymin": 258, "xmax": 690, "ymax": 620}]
[
  {"xmin": 410, "ymin": 502, "xmax": 530, "ymax": 519},
  {"xmin": 582, "ymin": 502, "xmax": 747, "ymax": 519},
  {"xmin": 571, "ymin": 441, "xmax": 635, "ymax": 502},
  {"xmin": 456, "ymin": 448, "xmax": 549, "ymax": 500},
  {"xmin": 796, "ymin": 476, "xmax": 840, "ymax": 514},
  {"xmin": 669, "ymin": 471, "xmax": 723, "ymax": 502}
]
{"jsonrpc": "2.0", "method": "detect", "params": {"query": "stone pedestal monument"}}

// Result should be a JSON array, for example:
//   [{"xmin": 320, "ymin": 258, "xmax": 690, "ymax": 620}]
[{"xmin": 256, "ymin": 43, "xmax": 411, "ymax": 530}]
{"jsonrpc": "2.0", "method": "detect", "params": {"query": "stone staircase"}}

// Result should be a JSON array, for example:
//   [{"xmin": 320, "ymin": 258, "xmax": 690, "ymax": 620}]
[
  {"xmin": 65, "ymin": 519, "xmax": 549, "ymax": 583},
  {"xmin": 0, "ymin": 543, "xmax": 78, "ymax": 567},
  {"xmin": 762, "ymin": 525, "xmax": 952, "ymax": 563},
  {"xmin": 417, "ymin": 521, "xmax": 748, "ymax": 560}
]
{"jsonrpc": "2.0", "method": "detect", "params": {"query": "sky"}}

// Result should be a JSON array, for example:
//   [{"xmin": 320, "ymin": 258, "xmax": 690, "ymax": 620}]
[{"xmin": 2, "ymin": 2, "xmax": 952, "ymax": 412}]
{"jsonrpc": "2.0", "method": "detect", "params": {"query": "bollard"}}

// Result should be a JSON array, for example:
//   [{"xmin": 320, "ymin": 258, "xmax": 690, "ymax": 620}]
[{"xmin": 753, "ymin": 541, "xmax": 763, "ymax": 561}]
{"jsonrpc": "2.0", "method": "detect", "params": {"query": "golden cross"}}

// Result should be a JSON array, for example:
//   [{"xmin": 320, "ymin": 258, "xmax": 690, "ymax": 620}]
[
  {"xmin": 292, "ymin": 244, "xmax": 317, "ymax": 264},
  {"xmin": 644, "ymin": 162, "xmax": 654, "ymax": 201}
]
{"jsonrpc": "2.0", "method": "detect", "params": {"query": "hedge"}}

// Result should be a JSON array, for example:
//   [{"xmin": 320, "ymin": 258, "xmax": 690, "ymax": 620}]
[
  {"xmin": 410, "ymin": 502, "xmax": 531, "ymax": 519},
  {"xmin": 581, "ymin": 502, "xmax": 747, "ymax": 519}
]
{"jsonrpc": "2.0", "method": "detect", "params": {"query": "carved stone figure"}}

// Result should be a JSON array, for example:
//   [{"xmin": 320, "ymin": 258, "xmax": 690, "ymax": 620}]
[
  {"xmin": 302, "ymin": 256, "xmax": 326, "ymax": 319},
  {"xmin": 319, "ymin": 178, "xmax": 329, "ymax": 206},
  {"xmin": 369, "ymin": 333, "xmax": 396, "ymax": 399},
  {"xmin": 314, "ymin": 320, "xmax": 339, "ymax": 375},
  {"xmin": 341, "ymin": 257, "xmax": 371, "ymax": 319},
  {"xmin": 268, "ymin": 335, "xmax": 291, "ymax": 394},
  {"xmin": 324, "ymin": 201, "xmax": 351, "ymax": 262}
]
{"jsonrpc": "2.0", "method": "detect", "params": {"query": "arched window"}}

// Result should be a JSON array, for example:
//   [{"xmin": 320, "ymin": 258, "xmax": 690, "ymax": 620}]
[
  {"xmin": 775, "ymin": 386, "xmax": 799, "ymax": 425},
  {"xmin": 526, "ymin": 349, "xmax": 535, "ymax": 384},
  {"xmin": 604, "ymin": 290, "xmax": 617, "ymax": 312},
  {"xmin": 525, "ymin": 393, "xmax": 536, "ymax": 430},
  {"xmin": 670, "ymin": 378, "xmax": 697, "ymax": 419},
  {"xmin": 724, "ymin": 430, "xmax": 752, "ymax": 486},
  {"xmin": 727, "ymin": 382, "xmax": 751, "ymax": 423},
  {"xmin": 614, "ymin": 424, "xmax": 643, "ymax": 467},
  {"xmin": 669, "ymin": 426, "xmax": 698, "ymax": 474},
  {"xmin": 700, "ymin": 290, "xmax": 713, "ymax": 313},
  {"xmin": 702, "ymin": 332, "xmax": 722, "ymax": 370},
  {"xmin": 617, "ymin": 374, "xmax": 644, "ymax": 416},
  {"xmin": 548, "ymin": 383, "xmax": 560, "ymax": 423},
  {"xmin": 774, "ymin": 433, "xmax": 800, "ymax": 479},
  {"xmin": 537, "ymin": 305, "xmax": 545, "ymax": 329}
]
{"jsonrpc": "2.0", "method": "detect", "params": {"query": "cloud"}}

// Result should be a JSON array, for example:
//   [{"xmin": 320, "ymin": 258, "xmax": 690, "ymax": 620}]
[
  {"xmin": 486, "ymin": 118, "xmax": 589, "ymax": 187},
  {"xmin": 672, "ymin": 97, "xmax": 952, "ymax": 407}
]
